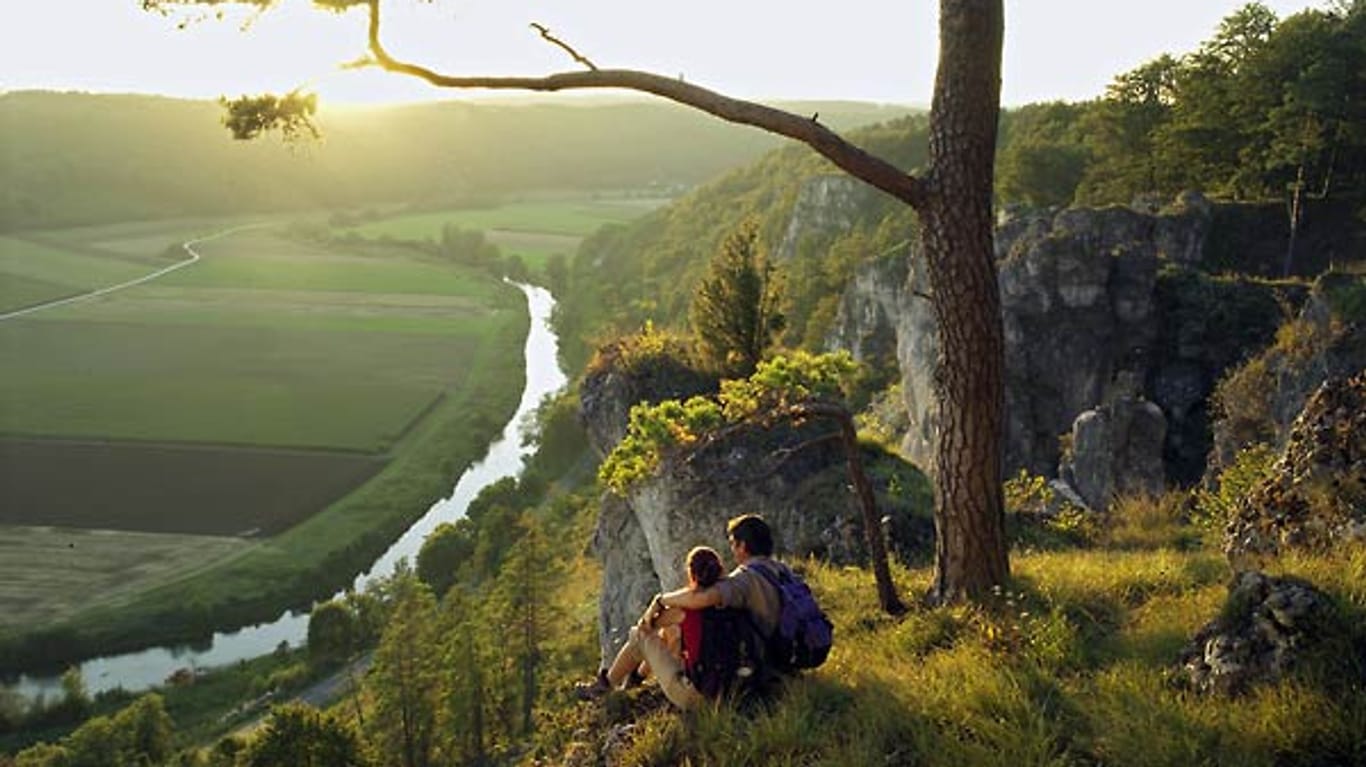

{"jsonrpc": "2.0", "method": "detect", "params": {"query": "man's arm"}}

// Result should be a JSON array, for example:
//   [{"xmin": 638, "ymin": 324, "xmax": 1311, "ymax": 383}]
[{"xmin": 659, "ymin": 585, "xmax": 722, "ymax": 611}]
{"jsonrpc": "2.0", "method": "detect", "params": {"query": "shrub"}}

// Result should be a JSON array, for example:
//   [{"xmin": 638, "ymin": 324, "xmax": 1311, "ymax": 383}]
[{"xmin": 1193, "ymin": 444, "xmax": 1276, "ymax": 529}]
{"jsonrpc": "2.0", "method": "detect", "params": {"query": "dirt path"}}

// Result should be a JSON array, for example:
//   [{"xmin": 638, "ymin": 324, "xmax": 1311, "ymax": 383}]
[{"xmin": 0, "ymin": 223, "xmax": 266, "ymax": 322}]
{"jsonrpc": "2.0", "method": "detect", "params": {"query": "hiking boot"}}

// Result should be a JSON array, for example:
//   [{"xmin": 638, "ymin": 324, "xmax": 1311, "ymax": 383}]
[{"xmin": 573, "ymin": 669, "xmax": 611, "ymax": 701}]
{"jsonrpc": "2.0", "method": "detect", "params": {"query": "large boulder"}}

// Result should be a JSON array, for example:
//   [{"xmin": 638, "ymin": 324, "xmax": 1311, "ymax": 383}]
[
  {"xmin": 1176, "ymin": 571, "xmax": 1334, "ymax": 696},
  {"xmin": 1061, "ymin": 380, "xmax": 1168, "ymax": 511}
]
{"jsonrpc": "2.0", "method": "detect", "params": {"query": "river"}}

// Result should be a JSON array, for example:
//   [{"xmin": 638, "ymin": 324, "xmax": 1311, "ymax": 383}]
[{"xmin": 12, "ymin": 281, "xmax": 567, "ymax": 700}]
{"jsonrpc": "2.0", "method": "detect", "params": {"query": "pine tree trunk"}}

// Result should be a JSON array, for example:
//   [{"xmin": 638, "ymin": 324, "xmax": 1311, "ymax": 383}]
[{"xmin": 921, "ymin": 0, "xmax": 1010, "ymax": 603}]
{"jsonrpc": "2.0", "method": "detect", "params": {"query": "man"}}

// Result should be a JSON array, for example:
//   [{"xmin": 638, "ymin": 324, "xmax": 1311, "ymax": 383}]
[
  {"xmin": 658, "ymin": 514, "xmax": 781, "ymax": 638},
  {"xmin": 575, "ymin": 514, "xmax": 782, "ymax": 708}
]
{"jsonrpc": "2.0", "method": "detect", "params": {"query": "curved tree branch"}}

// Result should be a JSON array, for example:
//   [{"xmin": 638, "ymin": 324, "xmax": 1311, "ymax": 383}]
[{"xmin": 363, "ymin": 0, "xmax": 929, "ymax": 210}]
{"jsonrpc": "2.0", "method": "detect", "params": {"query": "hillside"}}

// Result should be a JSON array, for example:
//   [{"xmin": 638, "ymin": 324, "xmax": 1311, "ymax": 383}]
[{"xmin": 0, "ymin": 91, "xmax": 911, "ymax": 231}]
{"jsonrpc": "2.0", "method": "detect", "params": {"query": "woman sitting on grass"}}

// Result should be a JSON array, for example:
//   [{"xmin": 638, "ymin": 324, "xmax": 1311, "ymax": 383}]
[{"xmin": 576, "ymin": 545, "xmax": 726, "ymax": 710}]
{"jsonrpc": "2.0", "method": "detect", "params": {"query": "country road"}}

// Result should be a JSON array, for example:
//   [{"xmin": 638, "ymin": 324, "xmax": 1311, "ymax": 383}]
[{"xmin": 0, "ymin": 223, "xmax": 267, "ymax": 322}]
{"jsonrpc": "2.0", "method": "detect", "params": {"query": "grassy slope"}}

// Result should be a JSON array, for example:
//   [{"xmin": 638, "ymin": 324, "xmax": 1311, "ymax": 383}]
[{"xmin": 537, "ymin": 501, "xmax": 1366, "ymax": 767}]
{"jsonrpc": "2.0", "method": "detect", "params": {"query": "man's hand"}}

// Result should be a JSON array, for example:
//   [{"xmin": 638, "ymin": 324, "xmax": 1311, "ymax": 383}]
[{"xmin": 639, "ymin": 593, "xmax": 664, "ymax": 630}]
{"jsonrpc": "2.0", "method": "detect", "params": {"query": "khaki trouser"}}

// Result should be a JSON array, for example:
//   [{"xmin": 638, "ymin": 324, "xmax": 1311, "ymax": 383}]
[{"xmin": 622, "ymin": 625, "xmax": 705, "ymax": 710}]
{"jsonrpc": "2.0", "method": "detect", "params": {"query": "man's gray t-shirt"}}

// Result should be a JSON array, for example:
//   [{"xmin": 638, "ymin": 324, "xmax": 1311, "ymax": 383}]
[{"xmin": 714, "ymin": 556, "xmax": 782, "ymax": 638}]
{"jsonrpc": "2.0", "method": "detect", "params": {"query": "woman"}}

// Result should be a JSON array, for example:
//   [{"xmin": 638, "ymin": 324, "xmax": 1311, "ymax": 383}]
[{"xmin": 575, "ymin": 545, "xmax": 725, "ymax": 709}]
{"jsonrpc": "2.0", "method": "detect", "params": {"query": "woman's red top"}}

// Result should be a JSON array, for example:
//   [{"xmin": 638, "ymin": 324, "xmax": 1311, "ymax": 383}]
[{"xmin": 681, "ymin": 608, "xmax": 704, "ymax": 673}]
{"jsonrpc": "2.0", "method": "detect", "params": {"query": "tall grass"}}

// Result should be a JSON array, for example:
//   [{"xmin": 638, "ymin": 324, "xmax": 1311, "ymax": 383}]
[{"xmin": 543, "ymin": 494, "xmax": 1366, "ymax": 767}]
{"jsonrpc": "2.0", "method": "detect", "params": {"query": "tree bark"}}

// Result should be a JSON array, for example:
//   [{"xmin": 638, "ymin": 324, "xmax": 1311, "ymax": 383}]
[
  {"xmin": 798, "ymin": 401, "xmax": 906, "ymax": 614},
  {"xmin": 921, "ymin": 0, "xmax": 1010, "ymax": 602}
]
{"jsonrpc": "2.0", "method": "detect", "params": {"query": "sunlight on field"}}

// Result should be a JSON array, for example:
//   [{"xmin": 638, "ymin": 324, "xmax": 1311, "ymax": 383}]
[
  {"xmin": 0, "ymin": 236, "xmax": 157, "ymax": 311},
  {"xmin": 349, "ymin": 198, "xmax": 665, "ymax": 240},
  {"xmin": 0, "ymin": 525, "xmax": 251, "ymax": 630},
  {"xmin": 0, "ymin": 227, "xmax": 519, "ymax": 452}
]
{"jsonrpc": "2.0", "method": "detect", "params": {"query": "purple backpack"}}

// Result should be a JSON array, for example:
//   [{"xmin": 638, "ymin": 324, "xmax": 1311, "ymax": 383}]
[{"xmin": 749, "ymin": 562, "xmax": 834, "ymax": 670}]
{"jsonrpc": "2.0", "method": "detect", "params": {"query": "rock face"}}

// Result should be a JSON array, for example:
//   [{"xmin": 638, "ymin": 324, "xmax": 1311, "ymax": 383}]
[
  {"xmin": 776, "ymin": 175, "xmax": 878, "ymax": 263},
  {"xmin": 827, "ymin": 193, "xmax": 1341, "ymax": 501},
  {"xmin": 1177, "ymin": 571, "xmax": 1332, "ymax": 695},
  {"xmin": 1061, "ymin": 381, "xmax": 1168, "ymax": 511},
  {"xmin": 824, "ymin": 254, "xmax": 906, "ymax": 375},
  {"xmin": 881, "ymin": 203, "xmax": 1173, "ymax": 485},
  {"xmin": 1224, "ymin": 371, "xmax": 1366, "ymax": 562}
]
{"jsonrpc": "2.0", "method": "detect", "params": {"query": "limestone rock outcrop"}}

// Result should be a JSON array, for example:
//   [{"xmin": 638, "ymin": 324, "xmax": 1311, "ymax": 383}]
[
  {"xmin": 1224, "ymin": 371, "xmax": 1366, "ymax": 562},
  {"xmin": 1061, "ymin": 382, "xmax": 1168, "ymax": 511},
  {"xmin": 1176, "ymin": 571, "xmax": 1333, "ymax": 695},
  {"xmin": 580, "ymin": 345, "xmax": 929, "ymax": 666},
  {"xmin": 885, "ymin": 203, "xmax": 1169, "ymax": 484},
  {"xmin": 776, "ymin": 175, "xmax": 878, "ymax": 263},
  {"xmin": 827, "ymin": 193, "xmax": 1336, "ymax": 501}
]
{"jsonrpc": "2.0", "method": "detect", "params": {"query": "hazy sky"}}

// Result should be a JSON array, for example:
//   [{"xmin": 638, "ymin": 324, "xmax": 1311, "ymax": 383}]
[{"xmin": 1, "ymin": 1, "xmax": 1335, "ymax": 106}]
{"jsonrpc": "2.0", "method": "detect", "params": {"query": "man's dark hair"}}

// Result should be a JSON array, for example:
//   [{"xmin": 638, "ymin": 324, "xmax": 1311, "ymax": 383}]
[{"xmin": 727, "ymin": 514, "xmax": 773, "ymax": 557}]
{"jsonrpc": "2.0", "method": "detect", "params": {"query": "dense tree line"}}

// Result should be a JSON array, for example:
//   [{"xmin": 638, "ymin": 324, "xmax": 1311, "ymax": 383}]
[
  {"xmin": 0, "ymin": 92, "xmax": 905, "ymax": 232},
  {"xmin": 998, "ymin": 2, "xmax": 1366, "ymax": 215}
]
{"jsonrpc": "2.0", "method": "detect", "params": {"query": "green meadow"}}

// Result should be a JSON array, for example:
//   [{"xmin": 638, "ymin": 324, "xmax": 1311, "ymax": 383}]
[
  {"xmin": 346, "ymin": 197, "xmax": 664, "ymax": 273},
  {"xmin": 350, "ymin": 198, "xmax": 661, "ymax": 239},
  {"xmin": 1, "ymin": 231, "xmax": 511, "ymax": 452}
]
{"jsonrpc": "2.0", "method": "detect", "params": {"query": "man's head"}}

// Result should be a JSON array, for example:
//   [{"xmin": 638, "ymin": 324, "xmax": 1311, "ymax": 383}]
[{"xmin": 726, "ymin": 514, "xmax": 773, "ymax": 562}]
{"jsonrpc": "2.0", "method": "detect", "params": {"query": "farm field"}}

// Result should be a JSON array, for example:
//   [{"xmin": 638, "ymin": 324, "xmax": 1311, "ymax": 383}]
[
  {"xmin": 0, "ymin": 221, "xmax": 527, "ymax": 651},
  {"xmin": 0, "ymin": 439, "xmax": 386, "ymax": 536},
  {"xmin": 0, "ymin": 230, "xmax": 512, "ymax": 451},
  {"xmin": 0, "ymin": 216, "xmax": 271, "ymax": 313},
  {"xmin": 345, "ymin": 197, "xmax": 666, "ymax": 272},
  {"xmin": 349, "ymin": 198, "xmax": 664, "ymax": 239},
  {"xmin": 0, "ymin": 526, "xmax": 251, "ymax": 631}
]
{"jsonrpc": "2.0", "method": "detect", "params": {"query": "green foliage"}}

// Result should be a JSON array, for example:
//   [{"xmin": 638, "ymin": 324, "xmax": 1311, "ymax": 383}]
[
  {"xmin": 555, "ymin": 115, "xmax": 927, "ymax": 371},
  {"xmin": 1073, "ymin": 4, "xmax": 1366, "ymax": 206},
  {"xmin": 521, "ymin": 389, "xmax": 590, "ymax": 489},
  {"xmin": 996, "ymin": 101, "xmax": 1091, "ymax": 207},
  {"xmin": 13, "ymin": 694, "xmax": 173, "ymax": 767},
  {"xmin": 689, "ymin": 219, "xmax": 782, "ymax": 378},
  {"xmin": 306, "ymin": 600, "xmax": 357, "ymax": 669},
  {"xmin": 599, "ymin": 351, "xmax": 857, "ymax": 493},
  {"xmin": 1004, "ymin": 470, "xmax": 1097, "ymax": 550},
  {"xmin": 367, "ymin": 570, "xmax": 439, "ymax": 767},
  {"xmin": 1322, "ymin": 269, "xmax": 1366, "ymax": 322},
  {"xmin": 220, "ymin": 92, "xmax": 319, "ymax": 142},
  {"xmin": 415, "ymin": 521, "xmax": 474, "ymax": 598},
  {"xmin": 1, "ymin": 92, "xmax": 900, "ymax": 233},
  {"xmin": 1193, "ymin": 444, "xmax": 1278, "ymax": 529},
  {"xmin": 241, "ymin": 702, "xmax": 371, "ymax": 767}
]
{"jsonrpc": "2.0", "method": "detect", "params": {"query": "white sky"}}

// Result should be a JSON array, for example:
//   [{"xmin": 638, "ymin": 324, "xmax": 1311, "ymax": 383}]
[{"xmin": 0, "ymin": 1, "xmax": 1335, "ymax": 106}]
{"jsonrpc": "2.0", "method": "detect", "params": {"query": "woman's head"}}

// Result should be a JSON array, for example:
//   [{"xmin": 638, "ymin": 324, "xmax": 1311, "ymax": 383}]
[{"xmin": 686, "ymin": 546, "xmax": 724, "ymax": 589}]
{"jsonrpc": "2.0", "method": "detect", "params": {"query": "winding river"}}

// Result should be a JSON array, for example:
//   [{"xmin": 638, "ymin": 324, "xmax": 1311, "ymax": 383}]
[{"xmin": 13, "ymin": 282, "xmax": 567, "ymax": 700}]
